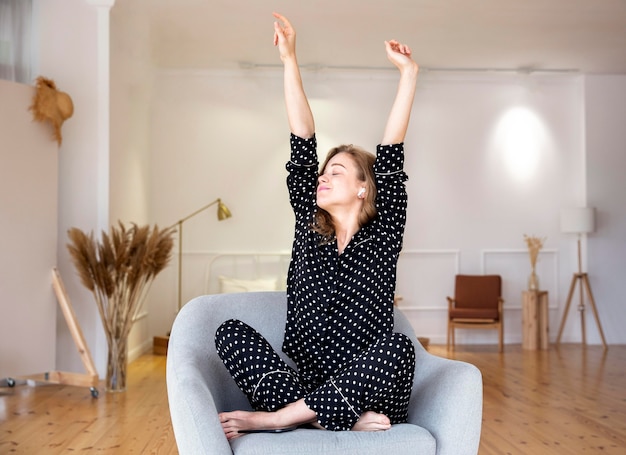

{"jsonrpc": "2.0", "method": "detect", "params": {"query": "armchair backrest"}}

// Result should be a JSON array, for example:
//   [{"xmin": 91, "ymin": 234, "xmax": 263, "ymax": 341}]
[{"xmin": 454, "ymin": 275, "xmax": 502, "ymax": 309}]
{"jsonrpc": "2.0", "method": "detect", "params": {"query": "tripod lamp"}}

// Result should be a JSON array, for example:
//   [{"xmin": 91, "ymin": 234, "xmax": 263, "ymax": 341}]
[
  {"xmin": 556, "ymin": 207, "xmax": 608, "ymax": 350},
  {"xmin": 174, "ymin": 198, "xmax": 231, "ymax": 311}
]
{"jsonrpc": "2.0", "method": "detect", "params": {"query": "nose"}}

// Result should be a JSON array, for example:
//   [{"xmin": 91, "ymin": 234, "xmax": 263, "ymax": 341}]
[{"xmin": 318, "ymin": 174, "xmax": 328, "ymax": 184}]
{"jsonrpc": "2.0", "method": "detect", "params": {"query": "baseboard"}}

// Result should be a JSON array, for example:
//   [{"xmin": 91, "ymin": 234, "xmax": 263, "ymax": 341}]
[{"xmin": 129, "ymin": 338, "xmax": 154, "ymax": 363}]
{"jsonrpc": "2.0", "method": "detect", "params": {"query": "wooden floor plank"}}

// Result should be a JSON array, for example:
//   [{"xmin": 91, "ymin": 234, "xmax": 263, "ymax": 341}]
[{"xmin": 2, "ymin": 345, "xmax": 626, "ymax": 454}]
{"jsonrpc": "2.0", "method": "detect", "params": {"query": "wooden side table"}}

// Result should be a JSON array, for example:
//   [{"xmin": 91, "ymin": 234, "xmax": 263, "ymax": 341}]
[{"xmin": 522, "ymin": 290, "xmax": 549, "ymax": 350}]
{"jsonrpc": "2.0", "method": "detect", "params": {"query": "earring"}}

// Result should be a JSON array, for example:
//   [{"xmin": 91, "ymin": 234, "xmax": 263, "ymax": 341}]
[{"xmin": 357, "ymin": 187, "xmax": 366, "ymax": 198}]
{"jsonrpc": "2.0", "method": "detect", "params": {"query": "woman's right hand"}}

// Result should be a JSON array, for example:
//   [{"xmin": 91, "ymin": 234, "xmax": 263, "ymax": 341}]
[
  {"xmin": 273, "ymin": 12, "xmax": 297, "ymax": 62},
  {"xmin": 384, "ymin": 40, "xmax": 419, "ymax": 75}
]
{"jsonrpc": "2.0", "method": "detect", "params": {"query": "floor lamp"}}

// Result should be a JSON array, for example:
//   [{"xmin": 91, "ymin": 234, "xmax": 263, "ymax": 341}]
[
  {"xmin": 556, "ymin": 207, "xmax": 608, "ymax": 350},
  {"xmin": 174, "ymin": 198, "xmax": 231, "ymax": 312}
]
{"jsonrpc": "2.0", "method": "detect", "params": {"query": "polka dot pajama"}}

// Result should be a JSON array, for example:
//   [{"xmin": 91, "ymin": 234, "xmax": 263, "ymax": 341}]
[
  {"xmin": 215, "ymin": 133, "xmax": 415, "ymax": 431},
  {"xmin": 215, "ymin": 319, "xmax": 416, "ymax": 431},
  {"xmin": 215, "ymin": 319, "xmax": 305, "ymax": 412}
]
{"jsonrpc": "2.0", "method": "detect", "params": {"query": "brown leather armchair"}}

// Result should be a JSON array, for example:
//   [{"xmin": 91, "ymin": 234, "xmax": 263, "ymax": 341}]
[{"xmin": 447, "ymin": 275, "xmax": 504, "ymax": 352}]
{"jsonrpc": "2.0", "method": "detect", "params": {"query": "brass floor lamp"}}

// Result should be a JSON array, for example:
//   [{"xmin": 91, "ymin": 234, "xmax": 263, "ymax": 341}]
[
  {"xmin": 556, "ymin": 207, "xmax": 608, "ymax": 350},
  {"xmin": 174, "ymin": 198, "xmax": 231, "ymax": 311}
]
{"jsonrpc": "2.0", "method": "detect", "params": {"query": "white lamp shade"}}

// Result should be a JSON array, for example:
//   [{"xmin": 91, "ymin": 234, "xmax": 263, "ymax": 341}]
[{"xmin": 560, "ymin": 207, "xmax": 595, "ymax": 234}]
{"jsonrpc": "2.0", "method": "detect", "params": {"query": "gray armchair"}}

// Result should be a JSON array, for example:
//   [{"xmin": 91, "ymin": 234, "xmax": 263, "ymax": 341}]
[{"xmin": 167, "ymin": 292, "xmax": 482, "ymax": 455}]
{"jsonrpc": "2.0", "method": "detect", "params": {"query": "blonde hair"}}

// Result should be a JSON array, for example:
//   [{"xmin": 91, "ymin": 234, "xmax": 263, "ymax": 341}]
[{"xmin": 312, "ymin": 145, "xmax": 377, "ymax": 240}]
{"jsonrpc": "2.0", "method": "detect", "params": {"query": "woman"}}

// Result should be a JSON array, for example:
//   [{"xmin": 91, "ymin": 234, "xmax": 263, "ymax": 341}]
[{"xmin": 215, "ymin": 12, "xmax": 419, "ymax": 440}]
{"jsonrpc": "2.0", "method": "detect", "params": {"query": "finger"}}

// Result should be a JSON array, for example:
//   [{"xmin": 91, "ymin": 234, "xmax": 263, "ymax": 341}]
[
  {"xmin": 273, "ymin": 28, "xmax": 280, "ymax": 46},
  {"xmin": 386, "ymin": 40, "xmax": 412, "ymax": 56},
  {"xmin": 272, "ymin": 12, "xmax": 291, "ymax": 29},
  {"xmin": 273, "ymin": 22, "xmax": 284, "ymax": 45},
  {"xmin": 273, "ymin": 21, "xmax": 282, "ymax": 34}
]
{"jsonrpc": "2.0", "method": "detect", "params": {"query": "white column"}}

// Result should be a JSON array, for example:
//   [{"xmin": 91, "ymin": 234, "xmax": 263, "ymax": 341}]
[{"xmin": 86, "ymin": 0, "xmax": 115, "ymax": 232}]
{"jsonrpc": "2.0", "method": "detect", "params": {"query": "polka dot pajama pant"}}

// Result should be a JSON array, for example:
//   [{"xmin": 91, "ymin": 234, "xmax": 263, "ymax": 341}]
[{"xmin": 215, "ymin": 319, "xmax": 416, "ymax": 431}]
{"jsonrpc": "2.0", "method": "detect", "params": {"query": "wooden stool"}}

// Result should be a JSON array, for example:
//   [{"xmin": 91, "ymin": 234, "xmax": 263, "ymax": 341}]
[{"xmin": 522, "ymin": 290, "xmax": 549, "ymax": 350}]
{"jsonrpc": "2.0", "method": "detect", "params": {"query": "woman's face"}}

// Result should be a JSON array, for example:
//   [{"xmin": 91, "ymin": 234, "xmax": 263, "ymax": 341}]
[{"xmin": 316, "ymin": 152, "xmax": 364, "ymax": 212}]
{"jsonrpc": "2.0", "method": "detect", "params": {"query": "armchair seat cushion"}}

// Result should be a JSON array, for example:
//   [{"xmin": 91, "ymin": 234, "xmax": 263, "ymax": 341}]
[
  {"xmin": 449, "ymin": 308, "xmax": 499, "ymax": 320},
  {"xmin": 230, "ymin": 424, "xmax": 434, "ymax": 455}
]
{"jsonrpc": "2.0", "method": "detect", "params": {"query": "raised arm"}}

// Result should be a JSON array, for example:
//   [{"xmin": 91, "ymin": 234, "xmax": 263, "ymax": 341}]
[
  {"xmin": 273, "ymin": 12, "xmax": 315, "ymax": 138},
  {"xmin": 381, "ymin": 40, "xmax": 419, "ymax": 145}
]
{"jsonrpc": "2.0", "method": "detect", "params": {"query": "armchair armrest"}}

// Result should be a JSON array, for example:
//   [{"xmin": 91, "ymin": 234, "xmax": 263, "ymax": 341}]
[
  {"xmin": 167, "ymin": 356, "xmax": 231, "ymax": 455},
  {"xmin": 167, "ymin": 303, "xmax": 233, "ymax": 455},
  {"xmin": 407, "ymin": 349, "xmax": 483, "ymax": 455}
]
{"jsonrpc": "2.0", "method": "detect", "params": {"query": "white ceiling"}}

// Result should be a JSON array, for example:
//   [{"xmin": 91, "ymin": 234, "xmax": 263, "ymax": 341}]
[{"xmin": 114, "ymin": 0, "xmax": 626, "ymax": 74}]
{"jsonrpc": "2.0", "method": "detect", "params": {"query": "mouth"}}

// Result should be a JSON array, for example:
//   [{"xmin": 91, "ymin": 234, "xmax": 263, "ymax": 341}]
[{"xmin": 317, "ymin": 186, "xmax": 330, "ymax": 193}]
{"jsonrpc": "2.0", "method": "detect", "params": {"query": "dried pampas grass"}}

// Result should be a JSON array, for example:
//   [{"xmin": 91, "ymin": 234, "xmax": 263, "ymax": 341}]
[
  {"xmin": 67, "ymin": 222, "xmax": 175, "ymax": 387},
  {"xmin": 524, "ymin": 234, "xmax": 546, "ymax": 268}
]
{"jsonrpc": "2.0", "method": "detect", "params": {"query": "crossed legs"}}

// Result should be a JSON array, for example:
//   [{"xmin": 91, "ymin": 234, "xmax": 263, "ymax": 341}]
[{"xmin": 215, "ymin": 319, "xmax": 415, "ymax": 439}]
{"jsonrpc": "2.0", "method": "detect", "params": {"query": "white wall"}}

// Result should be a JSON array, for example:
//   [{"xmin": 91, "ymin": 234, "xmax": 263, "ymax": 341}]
[
  {"xmin": 146, "ymin": 68, "xmax": 594, "ymax": 345},
  {"xmin": 36, "ymin": 0, "xmax": 110, "ymax": 378},
  {"xmin": 584, "ymin": 75, "xmax": 626, "ymax": 345},
  {"xmin": 399, "ymin": 72, "xmax": 586, "ymax": 344},
  {"xmin": 110, "ymin": 1, "xmax": 154, "ymax": 359},
  {"xmin": 110, "ymin": 0, "xmax": 151, "ymax": 227},
  {"xmin": 0, "ymin": 80, "xmax": 58, "ymax": 378}
]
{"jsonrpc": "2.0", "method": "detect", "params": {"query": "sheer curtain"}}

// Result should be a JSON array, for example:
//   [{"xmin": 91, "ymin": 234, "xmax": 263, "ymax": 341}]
[{"xmin": 0, "ymin": 0, "xmax": 33, "ymax": 84}]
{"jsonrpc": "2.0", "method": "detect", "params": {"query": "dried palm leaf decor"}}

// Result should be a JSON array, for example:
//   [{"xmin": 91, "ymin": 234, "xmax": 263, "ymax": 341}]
[{"xmin": 67, "ymin": 222, "xmax": 175, "ymax": 392}]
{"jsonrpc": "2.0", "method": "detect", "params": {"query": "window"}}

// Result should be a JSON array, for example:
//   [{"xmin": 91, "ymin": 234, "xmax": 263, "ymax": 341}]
[{"xmin": 0, "ymin": 0, "xmax": 33, "ymax": 83}]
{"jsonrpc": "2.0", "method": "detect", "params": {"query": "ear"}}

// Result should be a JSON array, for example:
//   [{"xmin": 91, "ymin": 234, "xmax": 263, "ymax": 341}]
[{"xmin": 357, "ymin": 187, "xmax": 366, "ymax": 198}]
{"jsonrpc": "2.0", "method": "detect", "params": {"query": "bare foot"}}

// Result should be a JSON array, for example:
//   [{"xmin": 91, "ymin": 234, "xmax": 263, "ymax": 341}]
[
  {"xmin": 352, "ymin": 411, "xmax": 391, "ymax": 431},
  {"xmin": 218, "ymin": 400, "xmax": 318, "ymax": 440},
  {"xmin": 219, "ymin": 410, "xmax": 280, "ymax": 440}
]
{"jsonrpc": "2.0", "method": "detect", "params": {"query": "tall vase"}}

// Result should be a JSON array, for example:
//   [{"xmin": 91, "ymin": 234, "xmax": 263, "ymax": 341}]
[
  {"xmin": 528, "ymin": 267, "xmax": 539, "ymax": 291},
  {"xmin": 106, "ymin": 334, "xmax": 128, "ymax": 392}
]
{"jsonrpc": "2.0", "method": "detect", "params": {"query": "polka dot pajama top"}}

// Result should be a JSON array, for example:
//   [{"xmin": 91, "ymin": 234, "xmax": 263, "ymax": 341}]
[
  {"xmin": 283, "ymin": 133, "xmax": 408, "ymax": 387},
  {"xmin": 283, "ymin": 134, "xmax": 414, "ymax": 425}
]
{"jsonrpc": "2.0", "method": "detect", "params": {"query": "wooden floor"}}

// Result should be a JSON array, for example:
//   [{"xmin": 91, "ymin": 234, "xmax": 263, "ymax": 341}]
[
  {"xmin": 1, "ymin": 344, "xmax": 625, "ymax": 454},
  {"xmin": 0, "ymin": 354, "xmax": 177, "ymax": 454},
  {"xmin": 429, "ymin": 344, "xmax": 626, "ymax": 455}
]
